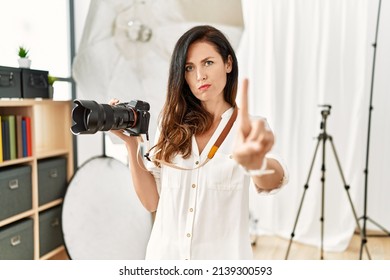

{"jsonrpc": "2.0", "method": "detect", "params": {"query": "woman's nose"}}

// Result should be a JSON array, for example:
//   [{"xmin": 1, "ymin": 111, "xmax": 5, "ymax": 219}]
[{"xmin": 196, "ymin": 68, "xmax": 207, "ymax": 81}]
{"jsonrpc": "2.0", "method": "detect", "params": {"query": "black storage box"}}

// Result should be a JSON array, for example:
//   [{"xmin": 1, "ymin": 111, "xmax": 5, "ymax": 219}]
[
  {"xmin": 0, "ymin": 66, "xmax": 22, "ymax": 98},
  {"xmin": 21, "ymin": 68, "xmax": 49, "ymax": 98},
  {"xmin": 38, "ymin": 157, "xmax": 67, "ymax": 206},
  {"xmin": 39, "ymin": 205, "xmax": 64, "ymax": 256},
  {"xmin": 0, "ymin": 218, "xmax": 34, "ymax": 260},
  {"xmin": 0, "ymin": 165, "xmax": 32, "ymax": 221}
]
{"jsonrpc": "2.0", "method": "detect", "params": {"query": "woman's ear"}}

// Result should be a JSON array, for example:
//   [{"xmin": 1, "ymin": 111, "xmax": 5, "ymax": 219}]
[{"xmin": 226, "ymin": 55, "xmax": 233, "ymax": 73}]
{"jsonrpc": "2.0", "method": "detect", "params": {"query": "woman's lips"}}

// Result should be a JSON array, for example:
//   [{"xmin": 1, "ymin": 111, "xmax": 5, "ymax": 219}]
[{"xmin": 198, "ymin": 84, "xmax": 211, "ymax": 90}]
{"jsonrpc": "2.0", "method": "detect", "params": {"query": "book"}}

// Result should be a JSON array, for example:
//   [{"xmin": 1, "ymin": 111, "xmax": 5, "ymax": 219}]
[
  {"xmin": 16, "ymin": 115, "xmax": 23, "ymax": 158},
  {"xmin": 22, "ymin": 118, "xmax": 27, "ymax": 157},
  {"xmin": 23, "ymin": 116, "xmax": 32, "ymax": 157},
  {"xmin": 3, "ymin": 115, "xmax": 16, "ymax": 160},
  {"xmin": 2, "ymin": 119, "xmax": 10, "ymax": 161},
  {"xmin": 4, "ymin": 115, "xmax": 16, "ymax": 159}
]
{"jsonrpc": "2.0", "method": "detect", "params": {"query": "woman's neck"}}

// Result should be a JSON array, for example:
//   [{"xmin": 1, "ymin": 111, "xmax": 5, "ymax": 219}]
[
  {"xmin": 195, "ymin": 101, "xmax": 232, "ymax": 154},
  {"xmin": 202, "ymin": 100, "xmax": 231, "ymax": 122}
]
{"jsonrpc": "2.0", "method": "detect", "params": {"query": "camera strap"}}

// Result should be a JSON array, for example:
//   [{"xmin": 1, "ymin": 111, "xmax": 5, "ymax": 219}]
[{"xmin": 146, "ymin": 106, "xmax": 238, "ymax": 171}]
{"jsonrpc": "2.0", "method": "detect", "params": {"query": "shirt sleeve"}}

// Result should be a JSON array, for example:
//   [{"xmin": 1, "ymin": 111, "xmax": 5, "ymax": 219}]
[
  {"xmin": 255, "ymin": 153, "xmax": 289, "ymax": 195},
  {"xmin": 246, "ymin": 117, "xmax": 289, "ymax": 195},
  {"xmin": 145, "ymin": 126, "xmax": 162, "ymax": 194}
]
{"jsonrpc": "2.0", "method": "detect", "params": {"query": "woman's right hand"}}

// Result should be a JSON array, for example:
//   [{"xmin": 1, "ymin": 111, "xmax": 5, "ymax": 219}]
[{"xmin": 108, "ymin": 98, "xmax": 134, "ymax": 143}]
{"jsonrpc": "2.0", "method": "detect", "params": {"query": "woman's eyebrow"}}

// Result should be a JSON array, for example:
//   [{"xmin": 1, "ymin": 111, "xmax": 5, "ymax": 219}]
[
  {"xmin": 186, "ymin": 56, "xmax": 215, "ymax": 64},
  {"xmin": 201, "ymin": 56, "xmax": 214, "ymax": 62}
]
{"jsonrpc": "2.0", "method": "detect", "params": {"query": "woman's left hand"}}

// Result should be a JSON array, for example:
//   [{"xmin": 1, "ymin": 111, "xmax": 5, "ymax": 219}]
[{"xmin": 233, "ymin": 79, "xmax": 274, "ymax": 170}]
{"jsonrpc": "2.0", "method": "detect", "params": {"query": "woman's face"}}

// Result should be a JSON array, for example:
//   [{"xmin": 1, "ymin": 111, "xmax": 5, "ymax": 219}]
[{"xmin": 184, "ymin": 41, "xmax": 232, "ymax": 104}]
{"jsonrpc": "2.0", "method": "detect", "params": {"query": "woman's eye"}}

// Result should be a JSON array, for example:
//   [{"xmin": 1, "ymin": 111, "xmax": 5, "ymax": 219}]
[
  {"xmin": 185, "ymin": 65, "xmax": 193, "ymax": 72},
  {"xmin": 205, "ymin": 60, "xmax": 214, "ymax": 66}
]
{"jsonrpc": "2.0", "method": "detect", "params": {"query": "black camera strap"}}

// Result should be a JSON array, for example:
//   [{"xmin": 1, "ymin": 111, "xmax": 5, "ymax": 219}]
[{"xmin": 146, "ymin": 106, "xmax": 238, "ymax": 171}]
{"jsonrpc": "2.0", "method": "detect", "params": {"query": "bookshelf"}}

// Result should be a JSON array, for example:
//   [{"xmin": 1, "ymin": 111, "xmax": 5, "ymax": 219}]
[{"xmin": 0, "ymin": 99, "xmax": 74, "ymax": 259}]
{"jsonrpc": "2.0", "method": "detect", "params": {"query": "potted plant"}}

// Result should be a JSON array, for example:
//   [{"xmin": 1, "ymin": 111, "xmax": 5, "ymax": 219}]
[{"xmin": 17, "ymin": 46, "xmax": 31, "ymax": 68}]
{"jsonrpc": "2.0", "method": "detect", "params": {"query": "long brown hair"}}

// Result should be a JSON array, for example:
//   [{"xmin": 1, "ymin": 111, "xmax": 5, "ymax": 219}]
[{"xmin": 153, "ymin": 25, "xmax": 239, "ymax": 165}]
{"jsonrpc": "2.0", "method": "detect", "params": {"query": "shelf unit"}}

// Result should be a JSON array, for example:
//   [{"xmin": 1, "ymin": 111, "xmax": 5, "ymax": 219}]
[{"xmin": 0, "ymin": 99, "xmax": 74, "ymax": 259}]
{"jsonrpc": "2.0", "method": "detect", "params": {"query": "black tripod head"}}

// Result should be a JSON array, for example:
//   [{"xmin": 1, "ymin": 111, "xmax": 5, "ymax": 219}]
[
  {"xmin": 318, "ymin": 104, "xmax": 332, "ymax": 130},
  {"xmin": 319, "ymin": 104, "xmax": 332, "ymax": 118}
]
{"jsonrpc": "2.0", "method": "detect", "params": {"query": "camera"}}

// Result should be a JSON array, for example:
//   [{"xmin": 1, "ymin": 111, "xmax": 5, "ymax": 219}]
[{"xmin": 70, "ymin": 99, "xmax": 150, "ymax": 136}]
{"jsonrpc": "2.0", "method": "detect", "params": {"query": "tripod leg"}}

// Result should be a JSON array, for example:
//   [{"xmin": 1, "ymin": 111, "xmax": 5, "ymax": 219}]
[
  {"xmin": 365, "ymin": 217, "xmax": 390, "ymax": 236},
  {"xmin": 285, "ymin": 137, "xmax": 321, "ymax": 260},
  {"xmin": 328, "ymin": 136, "xmax": 371, "ymax": 260},
  {"xmin": 320, "ymin": 133, "xmax": 326, "ymax": 260}
]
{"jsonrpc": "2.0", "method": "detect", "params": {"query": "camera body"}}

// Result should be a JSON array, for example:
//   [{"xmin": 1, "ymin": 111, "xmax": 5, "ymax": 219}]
[
  {"xmin": 71, "ymin": 99, "xmax": 150, "ymax": 136},
  {"xmin": 117, "ymin": 100, "xmax": 150, "ymax": 136}
]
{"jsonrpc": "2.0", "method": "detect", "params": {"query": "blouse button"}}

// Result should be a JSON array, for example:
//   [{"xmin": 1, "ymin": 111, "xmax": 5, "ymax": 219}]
[
  {"xmin": 189, "ymin": 208, "xmax": 193, "ymax": 212},
  {"xmin": 192, "ymin": 184, "xmax": 196, "ymax": 188},
  {"xmin": 187, "ymin": 233, "xmax": 191, "ymax": 238},
  {"xmin": 195, "ymin": 161, "xmax": 199, "ymax": 165}
]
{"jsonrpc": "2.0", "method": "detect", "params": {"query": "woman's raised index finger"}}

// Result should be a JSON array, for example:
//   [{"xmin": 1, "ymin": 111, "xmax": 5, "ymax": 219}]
[{"xmin": 239, "ymin": 78, "xmax": 251, "ymax": 134}]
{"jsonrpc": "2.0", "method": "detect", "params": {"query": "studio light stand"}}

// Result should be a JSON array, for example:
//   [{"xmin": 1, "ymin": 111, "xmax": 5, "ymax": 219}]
[
  {"xmin": 285, "ymin": 105, "xmax": 369, "ymax": 260},
  {"xmin": 359, "ymin": 0, "xmax": 390, "ymax": 260}
]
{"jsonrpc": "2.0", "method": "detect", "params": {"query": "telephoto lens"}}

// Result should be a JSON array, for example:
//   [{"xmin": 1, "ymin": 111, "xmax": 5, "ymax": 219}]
[{"xmin": 70, "ymin": 99, "xmax": 150, "ymax": 136}]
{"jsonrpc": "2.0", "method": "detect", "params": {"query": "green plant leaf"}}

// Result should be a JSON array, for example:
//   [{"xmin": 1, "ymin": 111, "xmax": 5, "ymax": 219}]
[
  {"xmin": 48, "ymin": 75, "xmax": 57, "ymax": 85},
  {"xmin": 18, "ymin": 46, "xmax": 29, "ymax": 58}
]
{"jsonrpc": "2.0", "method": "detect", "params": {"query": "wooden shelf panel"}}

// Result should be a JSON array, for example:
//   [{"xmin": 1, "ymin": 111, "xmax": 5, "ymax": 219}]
[
  {"xmin": 0, "ymin": 209, "xmax": 35, "ymax": 227},
  {"xmin": 0, "ymin": 156, "xmax": 33, "ymax": 167},
  {"xmin": 0, "ymin": 99, "xmax": 72, "ymax": 106},
  {"xmin": 34, "ymin": 101, "xmax": 73, "ymax": 156},
  {"xmin": 38, "ymin": 199, "xmax": 63, "ymax": 212},
  {"xmin": 36, "ymin": 148, "xmax": 71, "ymax": 160},
  {"xmin": 40, "ymin": 245, "xmax": 67, "ymax": 260}
]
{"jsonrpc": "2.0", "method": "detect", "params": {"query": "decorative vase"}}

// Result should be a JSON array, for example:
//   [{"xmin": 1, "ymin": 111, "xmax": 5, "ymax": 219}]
[
  {"xmin": 18, "ymin": 58, "xmax": 31, "ymax": 68},
  {"xmin": 48, "ymin": 85, "xmax": 54, "ymax": 99}
]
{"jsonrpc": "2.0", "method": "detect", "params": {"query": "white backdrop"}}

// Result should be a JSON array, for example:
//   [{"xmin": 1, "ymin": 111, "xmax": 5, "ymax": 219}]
[
  {"xmin": 75, "ymin": 0, "xmax": 390, "ymax": 254},
  {"xmin": 238, "ymin": 0, "xmax": 390, "ymax": 252}
]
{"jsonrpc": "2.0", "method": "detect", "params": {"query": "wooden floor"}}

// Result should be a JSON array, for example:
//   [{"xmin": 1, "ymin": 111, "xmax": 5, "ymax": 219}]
[
  {"xmin": 50, "ymin": 233, "xmax": 390, "ymax": 260},
  {"xmin": 252, "ymin": 233, "xmax": 390, "ymax": 260}
]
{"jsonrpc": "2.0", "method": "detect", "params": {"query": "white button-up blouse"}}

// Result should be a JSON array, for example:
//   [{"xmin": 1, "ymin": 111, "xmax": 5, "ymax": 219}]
[{"xmin": 145, "ymin": 107, "xmax": 288, "ymax": 260}]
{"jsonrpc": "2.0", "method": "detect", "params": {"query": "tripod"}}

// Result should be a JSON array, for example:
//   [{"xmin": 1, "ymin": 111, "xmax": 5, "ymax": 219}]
[
  {"xmin": 359, "ymin": 0, "xmax": 390, "ymax": 260},
  {"xmin": 285, "ymin": 105, "xmax": 369, "ymax": 260}
]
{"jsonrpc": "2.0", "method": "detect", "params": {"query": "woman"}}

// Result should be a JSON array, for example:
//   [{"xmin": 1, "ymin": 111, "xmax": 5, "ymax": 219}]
[{"xmin": 110, "ymin": 25, "xmax": 288, "ymax": 260}]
